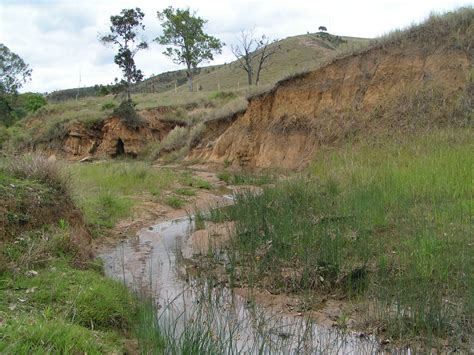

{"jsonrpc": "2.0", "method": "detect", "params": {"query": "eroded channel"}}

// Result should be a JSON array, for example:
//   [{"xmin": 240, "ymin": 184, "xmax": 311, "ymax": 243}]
[{"xmin": 101, "ymin": 216, "xmax": 380, "ymax": 354}]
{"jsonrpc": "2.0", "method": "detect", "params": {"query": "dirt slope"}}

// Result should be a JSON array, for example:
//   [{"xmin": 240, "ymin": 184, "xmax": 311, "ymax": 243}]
[
  {"xmin": 48, "ymin": 107, "xmax": 185, "ymax": 159},
  {"xmin": 189, "ymin": 11, "xmax": 472, "ymax": 169}
]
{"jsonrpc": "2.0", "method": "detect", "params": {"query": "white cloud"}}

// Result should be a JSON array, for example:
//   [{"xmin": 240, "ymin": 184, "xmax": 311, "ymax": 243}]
[{"xmin": 0, "ymin": 0, "xmax": 469, "ymax": 93}]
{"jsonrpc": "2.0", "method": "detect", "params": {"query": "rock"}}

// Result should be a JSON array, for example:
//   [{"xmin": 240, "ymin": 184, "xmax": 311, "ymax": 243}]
[{"xmin": 79, "ymin": 156, "xmax": 94, "ymax": 163}]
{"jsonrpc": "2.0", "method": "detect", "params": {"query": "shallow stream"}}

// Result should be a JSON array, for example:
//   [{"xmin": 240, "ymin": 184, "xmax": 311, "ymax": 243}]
[{"xmin": 101, "ymin": 216, "xmax": 380, "ymax": 353}]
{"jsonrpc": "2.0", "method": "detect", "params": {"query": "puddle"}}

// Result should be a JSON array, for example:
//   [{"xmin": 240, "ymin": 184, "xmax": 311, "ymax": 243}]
[{"xmin": 101, "ymin": 217, "xmax": 380, "ymax": 353}]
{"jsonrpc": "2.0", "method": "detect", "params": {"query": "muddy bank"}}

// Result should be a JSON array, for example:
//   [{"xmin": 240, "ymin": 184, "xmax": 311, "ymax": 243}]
[{"xmin": 29, "ymin": 106, "xmax": 187, "ymax": 160}]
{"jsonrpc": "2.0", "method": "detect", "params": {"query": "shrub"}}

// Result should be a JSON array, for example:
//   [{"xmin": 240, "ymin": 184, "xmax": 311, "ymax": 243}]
[
  {"xmin": 208, "ymin": 91, "xmax": 236, "ymax": 101},
  {"xmin": 0, "ymin": 125, "xmax": 10, "ymax": 148},
  {"xmin": 98, "ymin": 85, "xmax": 110, "ymax": 96},
  {"xmin": 21, "ymin": 93, "xmax": 47, "ymax": 113},
  {"xmin": 112, "ymin": 100, "xmax": 144, "ymax": 129},
  {"xmin": 217, "ymin": 171, "xmax": 231, "ymax": 183},
  {"xmin": 188, "ymin": 122, "xmax": 205, "ymax": 148},
  {"xmin": 101, "ymin": 101, "xmax": 116, "ymax": 110},
  {"xmin": 2, "ymin": 154, "xmax": 69, "ymax": 193},
  {"xmin": 164, "ymin": 195, "xmax": 185, "ymax": 209},
  {"xmin": 160, "ymin": 126, "xmax": 188, "ymax": 152},
  {"xmin": 203, "ymin": 97, "xmax": 247, "ymax": 122},
  {"xmin": 141, "ymin": 140, "xmax": 162, "ymax": 160},
  {"xmin": 162, "ymin": 108, "xmax": 188, "ymax": 123}
]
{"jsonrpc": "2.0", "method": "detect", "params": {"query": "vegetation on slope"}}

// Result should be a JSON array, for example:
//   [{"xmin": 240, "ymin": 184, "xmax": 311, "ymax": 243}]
[
  {"xmin": 208, "ymin": 129, "xmax": 473, "ymax": 350},
  {"xmin": 1, "ymin": 86, "xmax": 250, "ymax": 158},
  {"xmin": 0, "ymin": 156, "xmax": 135, "ymax": 352}
]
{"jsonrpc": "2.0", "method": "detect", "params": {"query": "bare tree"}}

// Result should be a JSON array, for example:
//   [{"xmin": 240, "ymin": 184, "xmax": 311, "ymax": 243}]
[
  {"xmin": 231, "ymin": 30, "xmax": 256, "ymax": 86},
  {"xmin": 232, "ymin": 30, "xmax": 279, "ymax": 86},
  {"xmin": 254, "ymin": 35, "xmax": 279, "ymax": 86}
]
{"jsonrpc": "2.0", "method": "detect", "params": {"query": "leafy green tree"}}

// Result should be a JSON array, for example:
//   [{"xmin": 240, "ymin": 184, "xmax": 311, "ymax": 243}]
[
  {"xmin": 0, "ymin": 45, "xmax": 34, "ymax": 127},
  {"xmin": 0, "ymin": 96, "xmax": 13, "ymax": 125},
  {"xmin": 0, "ymin": 44, "xmax": 32, "ymax": 95},
  {"xmin": 100, "ymin": 8, "xmax": 148, "ymax": 101},
  {"xmin": 155, "ymin": 7, "xmax": 224, "ymax": 92}
]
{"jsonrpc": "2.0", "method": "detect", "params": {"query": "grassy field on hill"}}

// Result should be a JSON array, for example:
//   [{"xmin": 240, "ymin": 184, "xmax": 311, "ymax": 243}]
[{"xmin": 152, "ymin": 34, "xmax": 369, "ymax": 93}]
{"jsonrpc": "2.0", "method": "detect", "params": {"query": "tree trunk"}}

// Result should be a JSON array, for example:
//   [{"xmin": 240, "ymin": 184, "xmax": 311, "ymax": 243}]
[
  {"xmin": 126, "ymin": 75, "xmax": 131, "ymax": 101},
  {"xmin": 187, "ymin": 67, "xmax": 193, "ymax": 92},
  {"xmin": 247, "ymin": 70, "xmax": 252, "ymax": 86}
]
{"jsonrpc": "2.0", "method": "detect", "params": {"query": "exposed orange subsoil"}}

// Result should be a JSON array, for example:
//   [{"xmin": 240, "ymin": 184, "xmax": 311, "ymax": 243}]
[{"xmin": 189, "ymin": 40, "xmax": 471, "ymax": 169}]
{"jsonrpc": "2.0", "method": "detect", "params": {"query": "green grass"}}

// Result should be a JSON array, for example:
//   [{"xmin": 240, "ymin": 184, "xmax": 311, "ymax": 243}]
[
  {"xmin": 217, "ymin": 171, "xmax": 273, "ymax": 186},
  {"xmin": 210, "ymin": 129, "xmax": 473, "ymax": 350},
  {"xmin": 180, "ymin": 172, "xmax": 213, "ymax": 190},
  {"xmin": 66, "ymin": 161, "xmax": 179, "ymax": 229},
  {"xmin": 0, "ymin": 259, "xmax": 134, "ymax": 330},
  {"xmin": 66, "ymin": 161, "xmax": 214, "ymax": 229},
  {"xmin": 175, "ymin": 187, "xmax": 196, "ymax": 196},
  {"xmin": 164, "ymin": 195, "xmax": 185, "ymax": 209},
  {"xmin": 0, "ymin": 162, "xmax": 137, "ymax": 353},
  {"xmin": 0, "ymin": 239, "xmax": 133, "ymax": 354},
  {"xmin": 0, "ymin": 318, "xmax": 122, "ymax": 354}
]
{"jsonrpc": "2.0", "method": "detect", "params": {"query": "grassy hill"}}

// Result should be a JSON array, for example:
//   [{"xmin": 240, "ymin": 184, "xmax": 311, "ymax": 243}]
[
  {"xmin": 135, "ymin": 33, "xmax": 369, "ymax": 94},
  {"xmin": 48, "ymin": 32, "xmax": 369, "ymax": 101}
]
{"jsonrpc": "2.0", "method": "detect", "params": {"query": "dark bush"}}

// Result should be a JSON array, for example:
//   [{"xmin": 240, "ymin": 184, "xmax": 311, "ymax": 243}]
[{"xmin": 112, "ymin": 100, "xmax": 144, "ymax": 129}]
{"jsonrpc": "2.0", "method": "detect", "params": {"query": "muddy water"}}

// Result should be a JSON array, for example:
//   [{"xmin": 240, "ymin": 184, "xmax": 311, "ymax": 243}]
[{"xmin": 101, "ymin": 216, "xmax": 380, "ymax": 354}]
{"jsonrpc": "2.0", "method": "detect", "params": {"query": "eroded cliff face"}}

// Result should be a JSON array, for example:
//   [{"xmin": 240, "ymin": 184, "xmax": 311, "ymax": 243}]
[
  {"xmin": 58, "ymin": 107, "xmax": 184, "ymax": 159},
  {"xmin": 192, "ymin": 43, "xmax": 471, "ymax": 170}
]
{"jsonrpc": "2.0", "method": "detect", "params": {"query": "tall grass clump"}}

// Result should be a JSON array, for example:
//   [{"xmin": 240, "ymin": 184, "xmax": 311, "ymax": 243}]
[
  {"xmin": 67, "ymin": 161, "xmax": 178, "ymax": 229},
  {"xmin": 134, "ymin": 297, "xmax": 222, "ymax": 354},
  {"xmin": 160, "ymin": 126, "xmax": 189, "ymax": 152},
  {"xmin": 216, "ymin": 129, "xmax": 473, "ymax": 350},
  {"xmin": 372, "ymin": 6, "xmax": 473, "ymax": 53},
  {"xmin": 2, "ymin": 154, "xmax": 69, "ymax": 193}
]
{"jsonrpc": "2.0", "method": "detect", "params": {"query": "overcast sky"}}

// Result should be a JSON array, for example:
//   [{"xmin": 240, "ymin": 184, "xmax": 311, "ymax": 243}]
[{"xmin": 0, "ymin": 0, "xmax": 470, "ymax": 93}]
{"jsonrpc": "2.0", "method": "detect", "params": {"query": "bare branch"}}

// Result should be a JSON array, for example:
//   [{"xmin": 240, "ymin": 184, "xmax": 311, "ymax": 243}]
[{"xmin": 232, "ymin": 29, "xmax": 279, "ymax": 86}]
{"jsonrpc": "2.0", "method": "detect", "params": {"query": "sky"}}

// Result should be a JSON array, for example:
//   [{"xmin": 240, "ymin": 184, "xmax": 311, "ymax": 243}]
[{"xmin": 0, "ymin": 0, "xmax": 470, "ymax": 93}]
